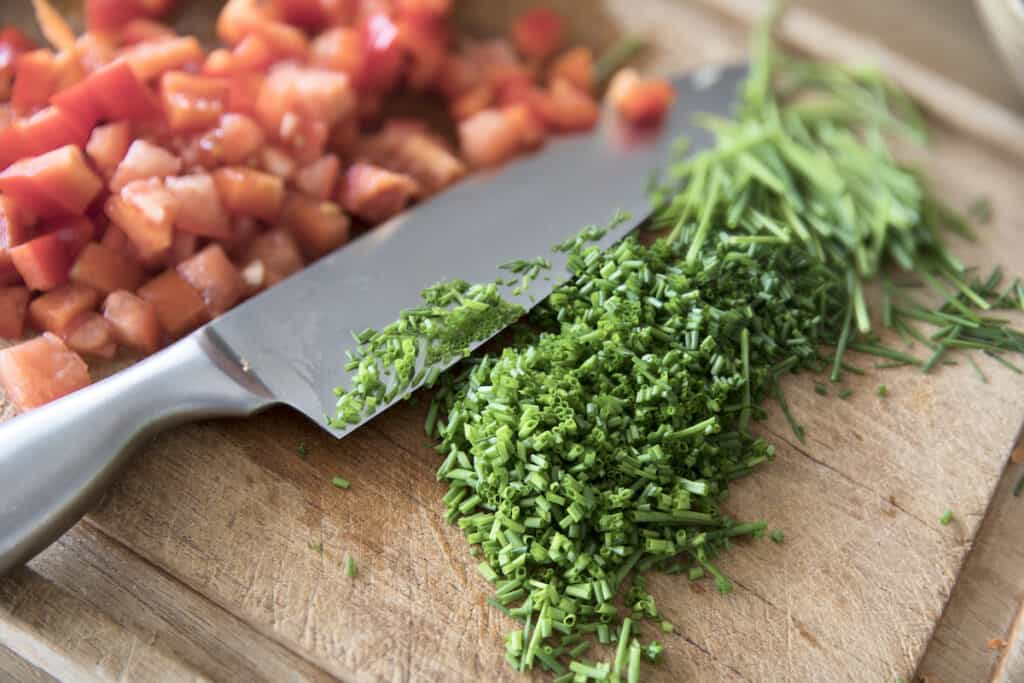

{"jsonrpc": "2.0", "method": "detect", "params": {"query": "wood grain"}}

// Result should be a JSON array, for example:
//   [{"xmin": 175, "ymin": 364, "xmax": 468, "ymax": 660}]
[{"xmin": 2, "ymin": 1, "xmax": 1024, "ymax": 682}]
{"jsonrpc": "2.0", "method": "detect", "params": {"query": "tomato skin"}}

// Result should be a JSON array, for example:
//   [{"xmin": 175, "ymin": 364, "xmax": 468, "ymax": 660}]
[
  {"xmin": 103, "ymin": 289, "xmax": 161, "ymax": 353},
  {"xmin": 511, "ymin": 8, "xmax": 564, "ymax": 60},
  {"xmin": 86, "ymin": 0, "xmax": 148, "ymax": 32},
  {"xmin": 0, "ymin": 123, "xmax": 28, "ymax": 171},
  {"xmin": 15, "ymin": 106, "xmax": 91, "ymax": 159},
  {"xmin": 282, "ymin": 193, "xmax": 350, "ymax": 260},
  {"xmin": 165, "ymin": 173, "xmax": 232, "ymax": 240},
  {"xmin": 549, "ymin": 46, "xmax": 594, "ymax": 94},
  {"xmin": 9, "ymin": 232, "xmax": 72, "ymax": 291},
  {"xmin": 12, "ymin": 49, "xmax": 58, "ymax": 115},
  {"xmin": 241, "ymin": 227, "xmax": 303, "ymax": 288},
  {"xmin": 458, "ymin": 108, "xmax": 522, "ymax": 168},
  {"xmin": 356, "ymin": 12, "xmax": 402, "ymax": 93},
  {"xmin": 0, "ymin": 332, "xmax": 90, "ymax": 412},
  {"xmin": 294, "ymin": 154, "xmax": 340, "ymax": 201},
  {"xmin": 52, "ymin": 60, "xmax": 162, "ymax": 128},
  {"xmin": 85, "ymin": 121, "xmax": 133, "ymax": 179},
  {"xmin": 0, "ymin": 285, "xmax": 30, "ymax": 338},
  {"xmin": 44, "ymin": 215, "xmax": 97, "ymax": 262},
  {"xmin": 122, "ymin": 35, "xmax": 205, "ymax": 81},
  {"xmin": 0, "ymin": 195, "xmax": 35, "ymax": 251},
  {"xmin": 160, "ymin": 71, "xmax": 228, "ymax": 132},
  {"xmin": 341, "ymin": 162, "xmax": 420, "ymax": 223},
  {"xmin": 0, "ymin": 145, "xmax": 104, "ymax": 219},
  {"xmin": 105, "ymin": 179, "xmax": 179, "ymax": 261},
  {"xmin": 65, "ymin": 311, "xmax": 117, "ymax": 359},
  {"xmin": 109, "ymin": 139, "xmax": 181, "ymax": 192}
]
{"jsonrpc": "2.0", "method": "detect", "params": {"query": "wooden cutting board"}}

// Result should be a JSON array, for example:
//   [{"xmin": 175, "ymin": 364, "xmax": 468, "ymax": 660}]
[{"xmin": 3, "ymin": 1, "xmax": 1024, "ymax": 681}]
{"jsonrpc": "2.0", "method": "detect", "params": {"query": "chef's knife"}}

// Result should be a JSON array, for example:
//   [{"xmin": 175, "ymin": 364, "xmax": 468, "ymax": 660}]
[{"xmin": 0, "ymin": 63, "xmax": 746, "ymax": 574}]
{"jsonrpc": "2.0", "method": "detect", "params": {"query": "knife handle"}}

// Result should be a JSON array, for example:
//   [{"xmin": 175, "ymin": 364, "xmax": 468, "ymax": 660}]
[{"xmin": 0, "ymin": 331, "xmax": 274, "ymax": 575}]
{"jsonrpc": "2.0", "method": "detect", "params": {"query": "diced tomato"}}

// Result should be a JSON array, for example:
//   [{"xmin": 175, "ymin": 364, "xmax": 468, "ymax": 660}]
[
  {"xmin": 109, "ymin": 139, "xmax": 181, "ymax": 192},
  {"xmin": 356, "ymin": 12, "xmax": 402, "ymax": 93},
  {"xmin": 282, "ymin": 193, "xmax": 350, "ymax": 259},
  {"xmin": 294, "ymin": 154, "xmax": 340, "ymax": 201},
  {"xmin": 45, "ymin": 215, "xmax": 97, "ymax": 261},
  {"xmin": 103, "ymin": 289, "xmax": 161, "ymax": 353},
  {"xmin": 123, "ymin": 36, "xmax": 205, "ymax": 82},
  {"xmin": 274, "ymin": 0, "xmax": 355, "ymax": 28},
  {"xmin": 544, "ymin": 77, "xmax": 600, "ymax": 132},
  {"xmin": 222, "ymin": 216, "xmax": 260, "ymax": 258},
  {"xmin": 242, "ymin": 227, "xmax": 303, "ymax": 287},
  {"xmin": 28, "ymin": 282, "xmax": 100, "ymax": 336},
  {"xmin": 260, "ymin": 146, "xmax": 297, "ymax": 180},
  {"xmin": 106, "ymin": 178, "xmax": 179, "ymax": 260},
  {"xmin": 0, "ymin": 145, "xmax": 104, "ymax": 219},
  {"xmin": 511, "ymin": 7, "xmax": 564, "ymax": 60},
  {"xmin": 0, "ymin": 28, "xmax": 36, "ymax": 54},
  {"xmin": 52, "ymin": 60, "xmax": 161, "ymax": 128},
  {"xmin": 204, "ymin": 112, "xmax": 265, "ymax": 165},
  {"xmin": 0, "ymin": 196, "xmax": 35, "ymax": 250},
  {"xmin": 550, "ymin": 46, "xmax": 594, "ymax": 94},
  {"xmin": 137, "ymin": 268, "xmax": 207, "ymax": 338},
  {"xmin": 225, "ymin": 71, "xmax": 265, "ymax": 116},
  {"xmin": 0, "ymin": 251, "xmax": 20, "ymax": 287},
  {"xmin": 9, "ymin": 233, "xmax": 72, "ymax": 290},
  {"xmin": 87, "ymin": 0, "xmax": 161, "ymax": 32},
  {"xmin": 213, "ymin": 167, "xmax": 284, "ymax": 222},
  {"xmin": 74, "ymin": 33, "xmax": 118, "ymax": 73},
  {"xmin": 160, "ymin": 71, "xmax": 228, "ymax": 132},
  {"xmin": 310, "ymin": 27, "xmax": 363, "ymax": 75},
  {"xmin": 12, "ymin": 49, "xmax": 58, "ymax": 114},
  {"xmin": 64, "ymin": 312, "xmax": 117, "ymax": 359},
  {"xmin": 52, "ymin": 49, "xmax": 86, "ymax": 94},
  {"xmin": 119, "ymin": 18, "xmax": 177, "ymax": 45},
  {"xmin": 257, "ymin": 63, "xmax": 355, "ymax": 137},
  {"xmin": 14, "ymin": 107, "xmax": 91, "ymax": 161},
  {"xmin": 607, "ymin": 69, "xmax": 675, "ymax": 126},
  {"xmin": 398, "ymin": 12, "xmax": 448, "ymax": 91},
  {"xmin": 86, "ymin": 121, "xmax": 133, "ymax": 179},
  {"xmin": 205, "ymin": 35, "xmax": 274, "ymax": 76},
  {"xmin": 341, "ymin": 162, "xmax": 420, "ymax": 223},
  {"xmin": 165, "ymin": 229, "xmax": 197, "ymax": 267},
  {"xmin": 69, "ymin": 242, "xmax": 144, "ymax": 294},
  {"xmin": 176, "ymin": 244, "xmax": 244, "ymax": 316},
  {"xmin": 217, "ymin": 0, "xmax": 280, "ymax": 45},
  {"xmin": 0, "ymin": 123, "xmax": 28, "ymax": 171},
  {"xmin": 458, "ymin": 108, "xmax": 523, "ymax": 168},
  {"xmin": 503, "ymin": 103, "xmax": 547, "ymax": 149},
  {"xmin": 356, "ymin": 127, "xmax": 466, "ymax": 195},
  {"xmin": 434, "ymin": 54, "xmax": 481, "ymax": 100},
  {"xmin": 164, "ymin": 173, "xmax": 231, "ymax": 240},
  {"xmin": 450, "ymin": 84, "xmax": 495, "ymax": 121},
  {"xmin": 397, "ymin": 0, "xmax": 452, "ymax": 15},
  {"xmin": 0, "ymin": 286, "xmax": 29, "ymax": 338},
  {"xmin": 0, "ymin": 332, "xmax": 90, "ymax": 412}
]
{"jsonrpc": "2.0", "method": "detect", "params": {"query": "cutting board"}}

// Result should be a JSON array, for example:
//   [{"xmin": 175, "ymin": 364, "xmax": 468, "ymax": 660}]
[{"xmin": 2, "ymin": 1, "xmax": 1024, "ymax": 681}]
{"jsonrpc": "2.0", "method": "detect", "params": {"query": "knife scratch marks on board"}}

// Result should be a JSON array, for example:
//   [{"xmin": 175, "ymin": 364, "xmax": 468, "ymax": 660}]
[{"xmin": 422, "ymin": 507, "xmax": 468, "ymax": 588}]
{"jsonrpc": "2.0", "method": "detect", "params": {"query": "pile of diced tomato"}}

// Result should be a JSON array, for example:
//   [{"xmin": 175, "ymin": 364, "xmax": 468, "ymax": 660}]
[{"xmin": 0, "ymin": 0, "xmax": 674, "ymax": 414}]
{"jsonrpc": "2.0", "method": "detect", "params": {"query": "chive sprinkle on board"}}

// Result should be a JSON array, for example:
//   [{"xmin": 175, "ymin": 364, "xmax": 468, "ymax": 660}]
[
  {"xmin": 939, "ymin": 510, "xmax": 954, "ymax": 526},
  {"xmin": 326, "ymin": 2, "xmax": 1024, "ymax": 679}
]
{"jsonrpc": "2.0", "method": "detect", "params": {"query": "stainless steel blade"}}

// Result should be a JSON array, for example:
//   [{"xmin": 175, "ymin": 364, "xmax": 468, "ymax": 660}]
[{"xmin": 208, "ymin": 63, "xmax": 747, "ymax": 436}]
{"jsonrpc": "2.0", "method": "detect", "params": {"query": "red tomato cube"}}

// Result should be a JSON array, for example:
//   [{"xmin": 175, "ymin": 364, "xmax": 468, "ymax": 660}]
[
  {"xmin": 12, "ymin": 49, "xmax": 58, "ymax": 114},
  {"xmin": 54, "ymin": 60, "xmax": 162, "ymax": 126},
  {"xmin": 213, "ymin": 167, "xmax": 284, "ymax": 222},
  {"xmin": 0, "ymin": 145, "xmax": 104, "ymax": 219},
  {"xmin": 28, "ymin": 282, "xmax": 101, "ymax": 336},
  {"xmin": 607, "ymin": 69, "xmax": 675, "ymax": 126},
  {"xmin": 0, "ymin": 195, "xmax": 35, "ymax": 250},
  {"xmin": 545, "ymin": 77, "xmax": 600, "ymax": 132},
  {"xmin": 511, "ymin": 8, "xmax": 564, "ymax": 60},
  {"xmin": 503, "ymin": 103, "xmax": 547, "ymax": 149},
  {"xmin": 356, "ymin": 12, "xmax": 402, "ymax": 93},
  {"xmin": 242, "ymin": 227, "xmax": 303, "ymax": 287},
  {"xmin": 294, "ymin": 154, "xmax": 340, "ymax": 201},
  {"xmin": 160, "ymin": 71, "xmax": 228, "ymax": 132},
  {"xmin": 10, "ymin": 232, "xmax": 73, "ymax": 290},
  {"xmin": 110, "ymin": 139, "xmax": 182, "ymax": 192},
  {"xmin": 550, "ymin": 46, "xmax": 594, "ymax": 94},
  {"xmin": 0, "ymin": 285, "xmax": 30, "ymax": 338},
  {"xmin": 282, "ymin": 193, "xmax": 350, "ymax": 259},
  {"xmin": 123, "ymin": 36, "xmax": 205, "ymax": 81},
  {"xmin": 45, "ymin": 215, "xmax": 97, "ymax": 262},
  {"xmin": 310, "ymin": 27, "xmax": 363, "ymax": 75},
  {"xmin": 65, "ymin": 311, "xmax": 117, "ymax": 359},
  {"xmin": 458, "ymin": 108, "xmax": 523, "ymax": 168},
  {"xmin": 86, "ymin": 121, "xmax": 133, "ymax": 179},
  {"xmin": 176, "ymin": 244, "xmax": 244, "ymax": 316},
  {"xmin": 208, "ymin": 113, "xmax": 266, "ymax": 165},
  {"xmin": 15, "ymin": 107, "xmax": 91, "ymax": 159},
  {"xmin": 137, "ymin": 269, "xmax": 207, "ymax": 338},
  {"xmin": 106, "ymin": 179, "xmax": 179, "ymax": 260},
  {"xmin": 103, "ymin": 289, "xmax": 161, "ymax": 353},
  {"xmin": 164, "ymin": 173, "xmax": 232, "ymax": 240},
  {"xmin": 0, "ymin": 332, "xmax": 90, "ymax": 411},
  {"xmin": 341, "ymin": 162, "xmax": 420, "ymax": 223},
  {"xmin": 164, "ymin": 230, "xmax": 197, "ymax": 268},
  {"xmin": 70, "ymin": 242, "xmax": 144, "ymax": 294},
  {"xmin": 0, "ymin": 250, "xmax": 21, "ymax": 287}
]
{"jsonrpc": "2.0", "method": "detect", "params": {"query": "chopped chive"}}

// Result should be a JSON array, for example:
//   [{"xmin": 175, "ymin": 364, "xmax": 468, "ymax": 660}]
[
  {"xmin": 331, "ymin": 476, "xmax": 350, "ymax": 490},
  {"xmin": 876, "ymin": 384, "xmax": 888, "ymax": 397},
  {"xmin": 770, "ymin": 529, "xmax": 784, "ymax": 544},
  {"xmin": 838, "ymin": 388, "xmax": 853, "ymax": 400},
  {"xmin": 1014, "ymin": 473, "xmax": 1024, "ymax": 498},
  {"xmin": 345, "ymin": 555, "xmax": 357, "ymax": 577},
  {"xmin": 939, "ymin": 510, "xmax": 954, "ymax": 526}
]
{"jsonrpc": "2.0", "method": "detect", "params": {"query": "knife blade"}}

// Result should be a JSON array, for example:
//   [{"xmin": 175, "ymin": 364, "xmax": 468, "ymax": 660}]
[
  {"xmin": 211, "ymin": 63, "xmax": 747, "ymax": 436},
  {"xmin": 0, "ymin": 63, "xmax": 744, "ymax": 574}
]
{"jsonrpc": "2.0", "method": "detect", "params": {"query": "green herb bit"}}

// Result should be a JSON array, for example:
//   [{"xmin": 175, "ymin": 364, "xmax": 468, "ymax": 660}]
[
  {"xmin": 594, "ymin": 35, "xmax": 648, "ymax": 85},
  {"xmin": 939, "ymin": 509, "xmax": 954, "ymax": 526},
  {"xmin": 814, "ymin": 382, "xmax": 828, "ymax": 396},
  {"xmin": 966, "ymin": 196, "xmax": 993, "ymax": 224},
  {"xmin": 770, "ymin": 529, "xmax": 784, "ymax": 544},
  {"xmin": 344, "ymin": 555, "xmax": 357, "ymax": 577},
  {"xmin": 877, "ymin": 384, "xmax": 888, "ymax": 397},
  {"xmin": 297, "ymin": 442, "xmax": 309, "ymax": 458},
  {"xmin": 309, "ymin": 541, "xmax": 323, "ymax": 553},
  {"xmin": 660, "ymin": 621, "xmax": 674, "ymax": 634},
  {"xmin": 1014, "ymin": 473, "xmax": 1024, "ymax": 498},
  {"xmin": 838, "ymin": 389, "xmax": 853, "ymax": 400},
  {"xmin": 331, "ymin": 476, "xmax": 351, "ymax": 490}
]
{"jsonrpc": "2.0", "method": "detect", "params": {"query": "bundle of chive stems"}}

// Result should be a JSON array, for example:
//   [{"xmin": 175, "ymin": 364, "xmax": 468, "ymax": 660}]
[{"xmin": 331, "ymin": 7, "xmax": 1024, "ymax": 682}]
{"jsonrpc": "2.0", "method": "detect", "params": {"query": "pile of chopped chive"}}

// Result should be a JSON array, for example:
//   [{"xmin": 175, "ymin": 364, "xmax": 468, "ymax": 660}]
[{"xmin": 329, "ymin": 6, "xmax": 1024, "ymax": 681}]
